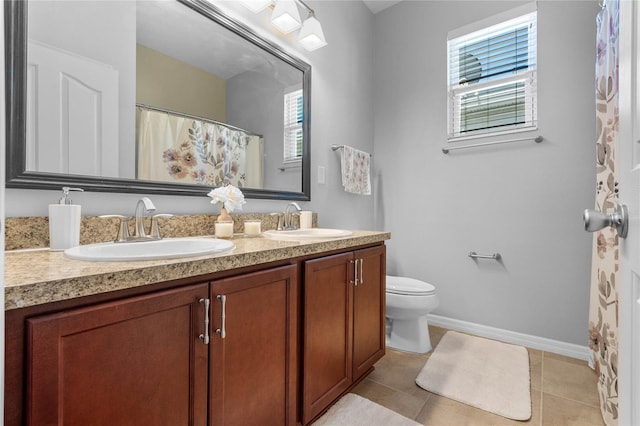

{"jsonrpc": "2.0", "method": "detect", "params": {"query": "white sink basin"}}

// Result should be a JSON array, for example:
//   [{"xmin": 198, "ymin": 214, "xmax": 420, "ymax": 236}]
[
  {"xmin": 263, "ymin": 228, "xmax": 353, "ymax": 240},
  {"xmin": 64, "ymin": 238, "xmax": 235, "ymax": 262}
]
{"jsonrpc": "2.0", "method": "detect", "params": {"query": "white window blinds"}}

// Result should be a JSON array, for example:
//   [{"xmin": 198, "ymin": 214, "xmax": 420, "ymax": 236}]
[
  {"xmin": 447, "ymin": 5, "xmax": 537, "ymax": 139},
  {"xmin": 284, "ymin": 89, "xmax": 303, "ymax": 162}
]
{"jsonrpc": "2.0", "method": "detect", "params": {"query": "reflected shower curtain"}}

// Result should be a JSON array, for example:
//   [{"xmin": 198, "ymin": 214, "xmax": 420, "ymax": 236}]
[
  {"xmin": 137, "ymin": 108, "xmax": 263, "ymax": 188},
  {"xmin": 588, "ymin": 1, "xmax": 619, "ymax": 424}
]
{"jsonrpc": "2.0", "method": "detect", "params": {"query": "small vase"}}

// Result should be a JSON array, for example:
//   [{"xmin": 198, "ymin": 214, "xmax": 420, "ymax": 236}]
[
  {"xmin": 217, "ymin": 206, "xmax": 232, "ymax": 222},
  {"xmin": 215, "ymin": 206, "xmax": 234, "ymax": 238}
]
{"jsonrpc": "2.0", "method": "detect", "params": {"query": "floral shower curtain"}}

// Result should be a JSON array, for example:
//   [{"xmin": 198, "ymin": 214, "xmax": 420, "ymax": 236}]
[
  {"xmin": 136, "ymin": 107, "xmax": 263, "ymax": 188},
  {"xmin": 588, "ymin": 0, "xmax": 619, "ymax": 424}
]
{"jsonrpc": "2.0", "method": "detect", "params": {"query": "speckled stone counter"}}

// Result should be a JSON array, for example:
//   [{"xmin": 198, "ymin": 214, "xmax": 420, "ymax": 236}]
[{"xmin": 5, "ymin": 230, "xmax": 390, "ymax": 310}]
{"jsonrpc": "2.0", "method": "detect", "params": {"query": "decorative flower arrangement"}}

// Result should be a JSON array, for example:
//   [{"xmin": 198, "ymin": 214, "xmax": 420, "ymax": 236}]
[{"xmin": 207, "ymin": 184, "xmax": 246, "ymax": 213}]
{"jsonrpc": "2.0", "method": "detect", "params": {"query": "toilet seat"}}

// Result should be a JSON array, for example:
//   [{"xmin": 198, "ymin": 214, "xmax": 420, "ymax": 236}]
[{"xmin": 386, "ymin": 276, "xmax": 435, "ymax": 296}]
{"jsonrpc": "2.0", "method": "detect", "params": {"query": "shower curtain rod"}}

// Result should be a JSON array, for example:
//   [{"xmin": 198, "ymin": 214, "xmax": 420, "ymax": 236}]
[
  {"xmin": 331, "ymin": 144, "xmax": 372, "ymax": 157},
  {"xmin": 441, "ymin": 135, "xmax": 544, "ymax": 154},
  {"xmin": 136, "ymin": 103, "xmax": 263, "ymax": 138}
]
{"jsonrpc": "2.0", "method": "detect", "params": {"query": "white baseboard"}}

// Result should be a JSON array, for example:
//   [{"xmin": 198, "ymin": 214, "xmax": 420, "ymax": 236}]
[{"xmin": 428, "ymin": 314, "xmax": 591, "ymax": 362}]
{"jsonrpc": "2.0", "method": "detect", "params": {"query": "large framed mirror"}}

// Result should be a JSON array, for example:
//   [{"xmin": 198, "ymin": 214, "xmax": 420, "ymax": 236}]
[{"xmin": 5, "ymin": 0, "xmax": 311, "ymax": 200}]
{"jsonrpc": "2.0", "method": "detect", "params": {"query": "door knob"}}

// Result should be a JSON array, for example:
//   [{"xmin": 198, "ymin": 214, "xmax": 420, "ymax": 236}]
[{"xmin": 583, "ymin": 204, "xmax": 628, "ymax": 238}]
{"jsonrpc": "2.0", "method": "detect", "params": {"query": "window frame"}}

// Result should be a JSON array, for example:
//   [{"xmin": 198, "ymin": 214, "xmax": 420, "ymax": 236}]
[
  {"xmin": 447, "ymin": 3, "xmax": 538, "ymax": 141},
  {"xmin": 283, "ymin": 88, "xmax": 304, "ymax": 164}
]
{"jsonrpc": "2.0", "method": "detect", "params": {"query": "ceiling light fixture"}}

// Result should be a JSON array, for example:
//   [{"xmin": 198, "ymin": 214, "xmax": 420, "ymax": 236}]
[
  {"xmin": 298, "ymin": 12, "xmax": 327, "ymax": 51},
  {"xmin": 238, "ymin": 0, "xmax": 272, "ymax": 13},
  {"xmin": 240, "ymin": 0, "xmax": 327, "ymax": 51},
  {"xmin": 271, "ymin": 0, "xmax": 302, "ymax": 34}
]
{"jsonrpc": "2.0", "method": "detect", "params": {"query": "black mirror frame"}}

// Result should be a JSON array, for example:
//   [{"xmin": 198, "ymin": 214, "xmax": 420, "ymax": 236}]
[{"xmin": 5, "ymin": 0, "xmax": 311, "ymax": 201}]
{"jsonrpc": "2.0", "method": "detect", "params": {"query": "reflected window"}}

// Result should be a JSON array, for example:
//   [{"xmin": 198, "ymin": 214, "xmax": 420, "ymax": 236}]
[{"xmin": 284, "ymin": 89, "xmax": 303, "ymax": 162}]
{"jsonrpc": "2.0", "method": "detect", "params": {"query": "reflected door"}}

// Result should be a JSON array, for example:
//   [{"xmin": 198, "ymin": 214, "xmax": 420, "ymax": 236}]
[{"xmin": 27, "ymin": 40, "xmax": 119, "ymax": 177}]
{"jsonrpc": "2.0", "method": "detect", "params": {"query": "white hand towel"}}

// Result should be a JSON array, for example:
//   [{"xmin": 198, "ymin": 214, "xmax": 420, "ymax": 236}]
[{"xmin": 340, "ymin": 145, "xmax": 371, "ymax": 195}]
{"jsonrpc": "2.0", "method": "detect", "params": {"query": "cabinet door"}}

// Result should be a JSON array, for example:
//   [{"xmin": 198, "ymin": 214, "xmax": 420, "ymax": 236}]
[
  {"xmin": 26, "ymin": 283, "xmax": 209, "ymax": 426},
  {"xmin": 210, "ymin": 265, "xmax": 297, "ymax": 426},
  {"xmin": 352, "ymin": 246, "xmax": 386, "ymax": 379},
  {"xmin": 302, "ymin": 252, "xmax": 354, "ymax": 425}
]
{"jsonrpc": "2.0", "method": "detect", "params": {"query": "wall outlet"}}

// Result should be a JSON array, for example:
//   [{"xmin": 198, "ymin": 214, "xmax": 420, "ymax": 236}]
[{"xmin": 317, "ymin": 166, "xmax": 326, "ymax": 184}]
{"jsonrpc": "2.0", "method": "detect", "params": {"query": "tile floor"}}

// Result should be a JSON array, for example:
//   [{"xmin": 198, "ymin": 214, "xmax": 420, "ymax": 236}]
[{"xmin": 352, "ymin": 326, "xmax": 606, "ymax": 426}]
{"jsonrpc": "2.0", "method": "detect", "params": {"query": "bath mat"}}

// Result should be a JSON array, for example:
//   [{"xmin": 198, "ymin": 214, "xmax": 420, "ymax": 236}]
[
  {"xmin": 415, "ymin": 331, "xmax": 531, "ymax": 420},
  {"xmin": 314, "ymin": 393, "xmax": 420, "ymax": 426}
]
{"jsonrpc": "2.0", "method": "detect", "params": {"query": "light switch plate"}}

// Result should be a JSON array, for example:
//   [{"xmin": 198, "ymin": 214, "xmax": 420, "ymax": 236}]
[{"xmin": 317, "ymin": 166, "xmax": 326, "ymax": 184}]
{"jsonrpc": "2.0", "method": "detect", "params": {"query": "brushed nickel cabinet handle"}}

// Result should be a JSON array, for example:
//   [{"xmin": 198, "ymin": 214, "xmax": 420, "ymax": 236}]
[
  {"xmin": 198, "ymin": 298, "xmax": 210, "ymax": 345},
  {"xmin": 215, "ymin": 295, "xmax": 227, "ymax": 339},
  {"xmin": 350, "ymin": 260, "xmax": 357, "ymax": 285},
  {"xmin": 353, "ymin": 259, "xmax": 359, "ymax": 286}
]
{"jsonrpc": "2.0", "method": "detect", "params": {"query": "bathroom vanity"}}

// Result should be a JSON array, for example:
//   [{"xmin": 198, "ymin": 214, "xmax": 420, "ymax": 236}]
[{"xmin": 4, "ymin": 231, "xmax": 388, "ymax": 425}]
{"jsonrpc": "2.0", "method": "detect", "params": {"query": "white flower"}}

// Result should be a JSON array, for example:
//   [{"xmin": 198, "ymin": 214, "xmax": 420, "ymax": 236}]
[{"xmin": 207, "ymin": 184, "xmax": 246, "ymax": 212}]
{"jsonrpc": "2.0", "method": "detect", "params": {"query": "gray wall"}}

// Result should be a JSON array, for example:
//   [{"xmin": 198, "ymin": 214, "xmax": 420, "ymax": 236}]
[
  {"xmin": 6, "ymin": 0, "xmax": 376, "ymax": 233},
  {"xmin": 373, "ymin": 0, "xmax": 599, "ymax": 345},
  {"xmin": 227, "ymin": 71, "xmax": 301, "ymax": 192}
]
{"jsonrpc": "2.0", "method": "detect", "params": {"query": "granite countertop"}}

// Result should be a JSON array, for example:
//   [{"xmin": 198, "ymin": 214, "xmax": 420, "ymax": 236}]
[{"xmin": 5, "ymin": 230, "xmax": 390, "ymax": 310}]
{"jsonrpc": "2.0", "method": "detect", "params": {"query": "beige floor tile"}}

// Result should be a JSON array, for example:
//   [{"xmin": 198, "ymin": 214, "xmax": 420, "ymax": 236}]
[
  {"xmin": 544, "ymin": 351, "xmax": 590, "ymax": 367},
  {"xmin": 429, "ymin": 325, "xmax": 448, "ymax": 349},
  {"xmin": 351, "ymin": 378, "xmax": 429, "ymax": 421},
  {"xmin": 369, "ymin": 348, "xmax": 430, "ymax": 394},
  {"xmin": 415, "ymin": 391, "xmax": 541, "ymax": 426},
  {"xmin": 365, "ymin": 327, "xmax": 604, "ymax": 426},
  {"xmin": 542, "ymin": 354, "xmax": 599, "ymax": 407},
  {"xmin": 541, "ymin": 393, "xmax": 605, "ymax": 426},
  {"xmin": 529, "ymin": 348, "xmax": 543, "ymax": 392}
]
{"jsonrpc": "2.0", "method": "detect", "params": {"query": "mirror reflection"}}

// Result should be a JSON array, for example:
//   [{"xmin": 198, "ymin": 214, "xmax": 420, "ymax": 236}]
[{"xmin": 9, "ymin": 0, "xmax": 310, "ymax": 199}]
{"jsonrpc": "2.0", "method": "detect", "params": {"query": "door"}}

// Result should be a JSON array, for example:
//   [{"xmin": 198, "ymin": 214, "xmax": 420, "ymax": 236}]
[
  {"xmin": 617, "ymin": 1, "xmax": 640, "ymax": 423},
  {"xmin": 209, "ymin": 265, "xmax": 297, "ymax": 426},
  {"xmin": 352, "ymin": 246, "xmax": 386, "ymax": 380},
  {"xmin": 26, "ymin": 283, "xmax": 209, "ymax": 426},
  {"xmin": 302, "ymin": 252, "xmax": 354, "ymax": 425}
]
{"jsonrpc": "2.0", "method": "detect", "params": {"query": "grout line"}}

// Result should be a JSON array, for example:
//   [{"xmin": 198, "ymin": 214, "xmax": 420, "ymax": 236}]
[
  {"xmin": 539, "ymin": 352, "xmax": 544, "ymax": 426},
  {"xmin": 412, "ymin": 394, "xmax": 430, "ymax": 424},
  {"xmin": 539, "ymin": 350, "xmax": 602, "ymax": 410},
  {"xmin": 363, "ymin": 377, "xmax": 431, "ymax": 423}
]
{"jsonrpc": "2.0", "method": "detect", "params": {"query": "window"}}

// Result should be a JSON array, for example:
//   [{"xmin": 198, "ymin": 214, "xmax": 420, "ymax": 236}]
[
  {"xmin": 447, "ymin": 4, "xmax": 537, "ymax": 139},
  {"xmin": 284, "ymin": 89, "xmax": 303, "ymax": 163}
]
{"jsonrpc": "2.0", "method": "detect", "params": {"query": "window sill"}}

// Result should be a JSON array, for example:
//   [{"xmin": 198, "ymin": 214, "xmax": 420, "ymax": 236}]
[{"xmin": 447, "ymin": 125, "xmax": 538, "ymax": 144}]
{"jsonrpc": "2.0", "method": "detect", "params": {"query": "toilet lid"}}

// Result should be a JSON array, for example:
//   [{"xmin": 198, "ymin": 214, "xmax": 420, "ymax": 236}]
[{"xmin": 386, "ymin": 276, "xmax": 435, "ymax": 296}]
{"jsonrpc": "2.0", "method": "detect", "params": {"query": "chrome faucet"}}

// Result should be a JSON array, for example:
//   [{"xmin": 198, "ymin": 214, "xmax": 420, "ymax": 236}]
[
  {"xmin": 283, "ymin": 202, "xmax": 302, "ymax": 230},
  {"xmin": 99, "ymin": 197, "xmax": 171, "ymax": 243},
  {"xmin": 134, "ymin": 197, "xmax": 156, "ymax": 239}
]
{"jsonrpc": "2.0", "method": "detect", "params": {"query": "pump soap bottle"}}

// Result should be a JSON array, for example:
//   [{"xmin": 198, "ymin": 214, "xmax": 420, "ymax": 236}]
[{"xmin": 49, "ymin": 187, "xmax": 84, "ymax": 251}]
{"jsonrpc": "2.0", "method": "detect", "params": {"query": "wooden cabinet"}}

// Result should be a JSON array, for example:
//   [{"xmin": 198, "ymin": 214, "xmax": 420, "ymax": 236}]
[
  {"xmin": 301, "ymin": 246, "xmax": 386, "ymax": 424},
  {"xmin": 12, "ymin": 243, "xmax": 385, "ymax": 426},
  {"xmin": 24, "ymin": 265, "xmax": 298, "ymax": 426},
  {"xmin": 26, "ymin": 283, "xmax": 210, "ymax": 426},
  {"xmin": 209, "ymin": 265, "xmax": 298, "ymax": 426}
]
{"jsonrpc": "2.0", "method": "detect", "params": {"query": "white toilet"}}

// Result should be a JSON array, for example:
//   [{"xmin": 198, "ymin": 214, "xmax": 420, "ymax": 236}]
[{"xmin": 385, "ymin": 275, "xmax": 439, "ymax": 354}]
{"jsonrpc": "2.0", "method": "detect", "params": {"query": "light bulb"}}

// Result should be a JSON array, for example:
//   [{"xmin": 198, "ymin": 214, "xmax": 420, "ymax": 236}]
[
  {"xmin": 239, "ymin": 0, "xmax": 272, "ymax": 13},
  {"xmin": 271, "ymin": 0, "xmax": 302, "ymax": 34},
  {"xmin": 298, "ymin": 15, "xmax": 327, "ymax": 51}
]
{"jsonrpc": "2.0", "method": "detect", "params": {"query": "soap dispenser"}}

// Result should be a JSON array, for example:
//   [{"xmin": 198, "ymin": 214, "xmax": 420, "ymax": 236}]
[{"xmin": 49, "ymin": 187, "xmax": 84, "ymax": 251}]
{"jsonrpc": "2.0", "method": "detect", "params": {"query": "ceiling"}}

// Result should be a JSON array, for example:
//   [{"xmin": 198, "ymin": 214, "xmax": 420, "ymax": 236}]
[{"xmin": 362, "ymin": 0, "xmax": 403, "ymax": 14}]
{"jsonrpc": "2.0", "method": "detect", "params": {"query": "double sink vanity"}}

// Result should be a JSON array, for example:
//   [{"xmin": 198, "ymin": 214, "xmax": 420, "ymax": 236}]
[{"xmin": 5, "ymin": 218, "xmax": 389, "ymax": 425}]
